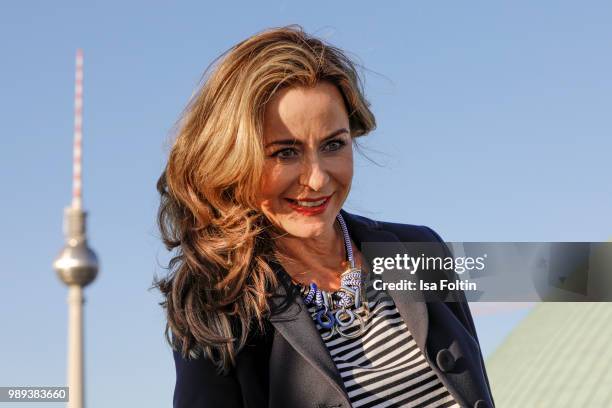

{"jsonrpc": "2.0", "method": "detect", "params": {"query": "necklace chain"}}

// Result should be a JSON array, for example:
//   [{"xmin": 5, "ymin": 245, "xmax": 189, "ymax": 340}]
[
  {"xmin": 337, "ymin": 212, "xmax": 355, "ymax": 269},
  {"xmin": 293, "ymin": 213, "xmax": 369, "ymax": 339}
]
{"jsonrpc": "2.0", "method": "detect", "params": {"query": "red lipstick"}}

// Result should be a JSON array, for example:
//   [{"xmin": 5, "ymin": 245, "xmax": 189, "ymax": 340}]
[{"xmin": 285, "ymin": 195, "xmax": 332, "ymax": 216}]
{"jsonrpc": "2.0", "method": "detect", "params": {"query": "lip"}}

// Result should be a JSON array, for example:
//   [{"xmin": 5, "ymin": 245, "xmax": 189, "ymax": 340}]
[{"xmin": 284, "ymin": 194, "xmax": 333, "ymax": 216}]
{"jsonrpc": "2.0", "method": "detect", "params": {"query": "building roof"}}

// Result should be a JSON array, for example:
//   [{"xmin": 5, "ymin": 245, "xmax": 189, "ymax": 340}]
[{"xmin": 486, "ymin": 303, "xmax": 612, "ymax": 407}]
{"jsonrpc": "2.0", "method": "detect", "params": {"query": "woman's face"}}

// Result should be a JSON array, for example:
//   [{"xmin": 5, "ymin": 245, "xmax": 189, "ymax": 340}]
[{"xmin": 257, "ymin": 81, "xmax": 353, "ymax": 239}]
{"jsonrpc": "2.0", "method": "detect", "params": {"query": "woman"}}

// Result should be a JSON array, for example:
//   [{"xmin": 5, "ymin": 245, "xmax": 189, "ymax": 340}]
[{"xmin": 155, "ymin": 26, "xmax": 494, "ymax": 408}]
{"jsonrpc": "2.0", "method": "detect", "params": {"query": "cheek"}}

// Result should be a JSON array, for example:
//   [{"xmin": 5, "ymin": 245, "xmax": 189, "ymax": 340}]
[
  {"xmin": 332, "ymin": 150, "xmax": 354, "ymax": 186},
  {"xmin": 258, "ymin": 162, "xmax": 294, "ymax": 203}
]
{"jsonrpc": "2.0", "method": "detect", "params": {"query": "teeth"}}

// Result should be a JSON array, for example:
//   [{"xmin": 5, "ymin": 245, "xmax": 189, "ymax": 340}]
[{"xmin": 296, "ymin": 198, "xmax": 327, "ymax": 207}]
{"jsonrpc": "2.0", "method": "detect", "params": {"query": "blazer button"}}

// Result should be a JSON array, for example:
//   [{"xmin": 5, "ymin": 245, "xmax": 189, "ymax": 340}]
[
  {"xmin": 474, "ymin": 400, "xmax": 491, "ymax": 408},
  {"xmin": 436, "ymin": 348, "xmax": 455, "ymax": 372}
]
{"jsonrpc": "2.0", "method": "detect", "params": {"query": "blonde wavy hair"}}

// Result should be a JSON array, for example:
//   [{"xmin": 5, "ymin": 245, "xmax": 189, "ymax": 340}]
[{"xmin": 154, "ymin": 25, "xmax": 376, "ymax": 374}]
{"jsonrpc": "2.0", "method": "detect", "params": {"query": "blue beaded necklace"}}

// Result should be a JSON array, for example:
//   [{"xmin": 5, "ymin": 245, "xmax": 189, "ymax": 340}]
[{"xmin": 295, "ymin": 213, "xmax": 369, "ymax": 339}]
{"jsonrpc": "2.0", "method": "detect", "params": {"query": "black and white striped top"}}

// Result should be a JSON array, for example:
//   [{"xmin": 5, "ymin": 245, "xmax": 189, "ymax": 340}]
[{"xmin": 304, "ymin": 271, "xmax": 460, "ymax": 408}]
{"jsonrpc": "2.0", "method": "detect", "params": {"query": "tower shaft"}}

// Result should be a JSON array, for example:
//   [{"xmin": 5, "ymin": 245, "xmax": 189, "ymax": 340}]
[{"xmin": 67, "ymin": 285, "xmax": 85, "ymax": 408}]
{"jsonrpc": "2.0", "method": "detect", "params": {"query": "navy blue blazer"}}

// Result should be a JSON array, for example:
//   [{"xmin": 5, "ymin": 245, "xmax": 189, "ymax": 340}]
[{"xmin": 172, "ymin": 209, "xmax": 495, "ymax": 408}]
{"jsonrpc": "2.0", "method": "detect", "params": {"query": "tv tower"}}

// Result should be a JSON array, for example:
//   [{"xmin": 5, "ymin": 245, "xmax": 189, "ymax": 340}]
[{"xmin": 53, "ymin": 49, "xmax": 99, "ymax": 408}]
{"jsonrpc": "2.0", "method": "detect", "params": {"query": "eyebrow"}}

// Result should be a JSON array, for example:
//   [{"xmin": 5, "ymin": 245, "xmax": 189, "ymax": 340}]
[{"xmin": 264, "ymin": 128, "xmax": 350, "ymax": 148}]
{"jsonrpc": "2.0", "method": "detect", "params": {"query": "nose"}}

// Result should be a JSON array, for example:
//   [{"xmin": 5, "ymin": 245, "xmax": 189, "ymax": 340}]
[{"xmin": 299, "ymin": 155, "xmax": 330, "ymax": 192}]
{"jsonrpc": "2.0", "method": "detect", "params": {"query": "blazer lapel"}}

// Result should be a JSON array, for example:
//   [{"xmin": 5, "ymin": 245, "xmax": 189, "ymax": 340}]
[
  {"xmin": 342, "ymin": 210, "xmax": 486, "ymax": 406},
  {"xmin": 267, "ymin": 259, "xmax": 350, "ymax": 402},
  {"xmin": 339, "ymin": 209, "xmax": 430, "ymax": 354}
]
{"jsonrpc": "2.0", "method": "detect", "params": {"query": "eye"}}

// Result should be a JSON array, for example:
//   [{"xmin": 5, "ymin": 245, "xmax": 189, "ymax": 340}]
[
  {"xmin": 272, "ymin": 148, "xmax": 299, "ymax": 160},
  {"xmin": 323, "ymin": 139, "xmax": 347, "ymax": 152}
]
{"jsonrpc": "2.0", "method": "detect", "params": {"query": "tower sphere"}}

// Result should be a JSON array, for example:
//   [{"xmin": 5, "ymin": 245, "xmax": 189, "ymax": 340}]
[{"xmin": 54, "ymin": 241, "xmax": 99, "ymax": 287}]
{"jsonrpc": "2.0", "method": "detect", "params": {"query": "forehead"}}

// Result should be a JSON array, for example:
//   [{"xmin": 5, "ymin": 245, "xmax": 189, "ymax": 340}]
[{"xmin": 263, "ymin": 82, "xmax": 349, "ymax": 140}]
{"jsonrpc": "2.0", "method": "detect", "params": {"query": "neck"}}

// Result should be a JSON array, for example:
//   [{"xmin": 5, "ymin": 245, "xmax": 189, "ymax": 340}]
[{"xmin": 274, "ymin": 218, "xmax": 347, "ymax": 276}]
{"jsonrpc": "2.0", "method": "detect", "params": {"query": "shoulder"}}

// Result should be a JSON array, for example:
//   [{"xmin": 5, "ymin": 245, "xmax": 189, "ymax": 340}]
[
  {"xmin": 341, "ymin": 209, "xmax": 446, "ymax": 244},
  {"xmin": 377, "ymin": 219, "xmax": 445, "ymax": 244}
]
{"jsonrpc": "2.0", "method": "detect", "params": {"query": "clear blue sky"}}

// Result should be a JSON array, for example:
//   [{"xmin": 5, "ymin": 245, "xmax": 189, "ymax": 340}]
[{"xmin": 1, "ymin": 1, "xmax": 610, "ymax": 407}]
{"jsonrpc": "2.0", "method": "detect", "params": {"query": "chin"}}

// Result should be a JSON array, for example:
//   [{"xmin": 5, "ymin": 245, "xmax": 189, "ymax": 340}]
[{"xmin": 280, "ymin": 217, "xmax": 331, "ymax": 238}]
